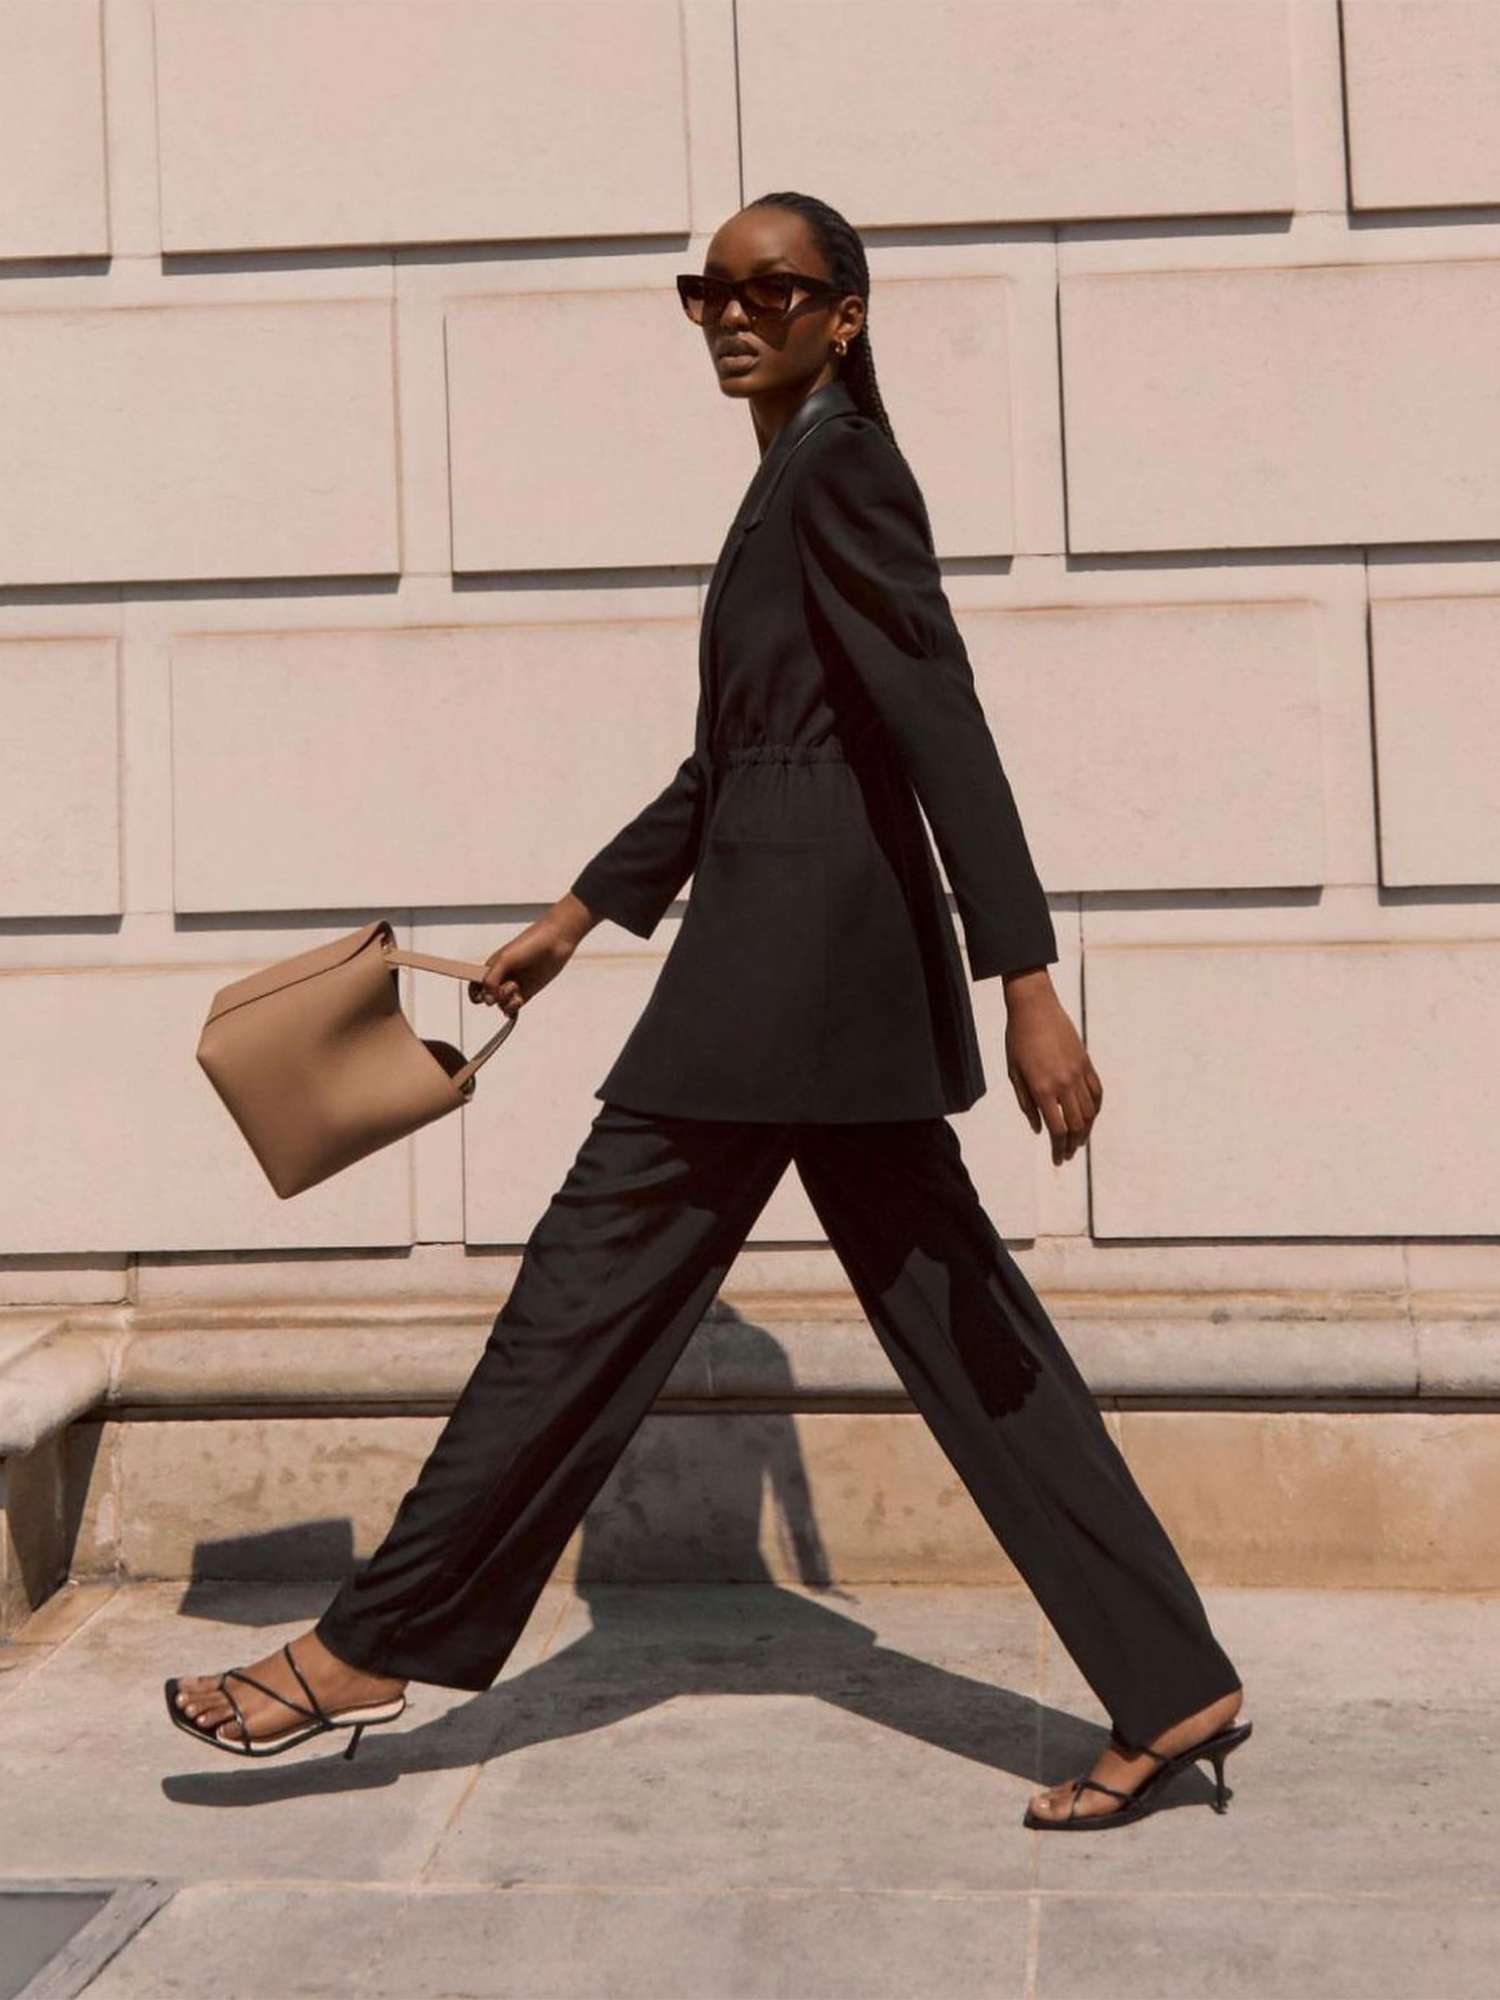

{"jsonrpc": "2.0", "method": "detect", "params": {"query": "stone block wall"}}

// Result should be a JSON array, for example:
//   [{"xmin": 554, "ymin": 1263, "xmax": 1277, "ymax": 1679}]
[{"xmin": 1, "ymin": 3, "xmax": 1496, "ymax": 1347}]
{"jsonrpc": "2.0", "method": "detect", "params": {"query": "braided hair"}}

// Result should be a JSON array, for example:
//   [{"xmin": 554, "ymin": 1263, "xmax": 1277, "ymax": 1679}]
[{"xmin": 746, "ymin": 189, "xmax": 936, "ymax": 555}]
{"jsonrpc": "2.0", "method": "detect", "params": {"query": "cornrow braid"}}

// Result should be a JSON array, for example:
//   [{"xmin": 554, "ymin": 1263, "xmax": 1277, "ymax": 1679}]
[{"xmin": 746, "ymin": 189, "xmax": 937, "ymax": 555}]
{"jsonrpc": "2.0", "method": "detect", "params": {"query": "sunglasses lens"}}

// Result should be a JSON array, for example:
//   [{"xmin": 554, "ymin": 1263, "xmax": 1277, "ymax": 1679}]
[
  {"xmin": 745, "ymin": 276, "xmax": 795, "ymax": 314},
  {"xmin": 678, "ymin": 274, "xmax": 803, "ymax": 323}
]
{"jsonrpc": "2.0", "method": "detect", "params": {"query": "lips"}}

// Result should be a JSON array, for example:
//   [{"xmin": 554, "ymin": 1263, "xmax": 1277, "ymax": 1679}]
[{"xmin": 717, "ymin": 343, "xmax": 758, "ymax": 360}]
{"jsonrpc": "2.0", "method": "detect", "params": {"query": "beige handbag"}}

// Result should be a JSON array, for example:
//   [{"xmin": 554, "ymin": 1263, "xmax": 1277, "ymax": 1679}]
[{"xmin": 196, "ymin": 918, "xmax": 518, "ymax": 1199}]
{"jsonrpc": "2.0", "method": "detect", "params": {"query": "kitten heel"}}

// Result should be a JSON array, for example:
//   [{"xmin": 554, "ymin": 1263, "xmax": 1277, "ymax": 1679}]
[{"xmin": 1204, "ymin": 1720, "xmax": 1254, "ymax": 1811}]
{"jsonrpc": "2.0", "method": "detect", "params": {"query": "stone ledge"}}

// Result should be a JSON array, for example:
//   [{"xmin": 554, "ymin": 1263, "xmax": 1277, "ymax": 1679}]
[
  {"xmin": 6, "ymin": 1290, "xmax": 1500, "ymax": 1444},
  {"xmin": 6, "ymin": 1294, "xmax": 1500, "ymax": 1631},
  {"xmin": 56, "ymin": 1407, "xmax": 1500, "ymax": 1593},
  {"xmin": 0, "ymin": 1323, "xmax": 115, "ymax": 1456}
]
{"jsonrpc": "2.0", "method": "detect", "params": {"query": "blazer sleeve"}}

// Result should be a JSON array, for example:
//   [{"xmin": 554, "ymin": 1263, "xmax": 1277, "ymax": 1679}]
[
  {"xmin": 790, "ymin": 424, "xmax": 1057, "ymax": 980},
  {"xmin": 568, "ymin": 745, "xmax": 707, "ymax": 939}
]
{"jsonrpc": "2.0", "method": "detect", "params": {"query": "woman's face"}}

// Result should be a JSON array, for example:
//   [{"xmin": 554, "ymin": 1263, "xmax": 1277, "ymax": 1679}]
[{"xmin": 696, "ymin": 207, "xmax": 863, "ymax": 402}]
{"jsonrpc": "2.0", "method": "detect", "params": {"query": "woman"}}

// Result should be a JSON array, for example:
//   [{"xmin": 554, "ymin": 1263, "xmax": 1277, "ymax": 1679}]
[{"xmin": 167, "ymin": 193, "xmax": 1250, "ymax": 1831}]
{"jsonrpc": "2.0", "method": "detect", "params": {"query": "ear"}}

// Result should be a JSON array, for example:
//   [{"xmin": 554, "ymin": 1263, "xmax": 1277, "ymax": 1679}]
[{"xmin": 838, "ymin": 299, "xmax": 866, "ymax": 345}]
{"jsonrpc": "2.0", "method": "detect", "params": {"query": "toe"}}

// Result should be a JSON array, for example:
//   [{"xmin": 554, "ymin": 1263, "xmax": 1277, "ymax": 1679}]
[{"xmin": 175, "ymin": 1678, "xmax": 232, "ymax": 1726}]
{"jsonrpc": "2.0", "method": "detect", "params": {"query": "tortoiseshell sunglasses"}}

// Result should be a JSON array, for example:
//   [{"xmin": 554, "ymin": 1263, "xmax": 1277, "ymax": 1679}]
[{"xmin": 676, "ymin": 270, "xmax": 846, "ymax": 326}]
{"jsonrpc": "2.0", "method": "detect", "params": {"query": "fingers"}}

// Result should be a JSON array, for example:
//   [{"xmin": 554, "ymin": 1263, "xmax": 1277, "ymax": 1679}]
[
  {"xmin": 1036, "ymin": 1072, "xmax": 1103, "ymax": 1165},
  {"xmin": 1059, "ymin": 1083, "xmax": 1092, "ymax": 1164},
  {"xmin": 467, "ymin": 977, "xmax": 517, "ymax": 1007},
  {"xmin": 468, "ymin": 949, "xmax": 523, "ymax": 1016},
  {"xmin": 1007, "ymin": 995, "xmax": 1104, "ymax": 1163},
  {"xmin": 470, "ymin": 978, "xmax": 521, "ymax": 1011},
  {"xmin": 1036, "ymin": 1091, "xmax": 1072, "ymax": 1166},
  {"xmin": 478, "ymin": 979, "xmax": 523, "ymax": 1016}
]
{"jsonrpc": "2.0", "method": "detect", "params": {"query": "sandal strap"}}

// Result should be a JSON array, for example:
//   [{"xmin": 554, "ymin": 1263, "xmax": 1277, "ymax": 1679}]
[
  {"xmin": 1076, "ymin": 1776, "xmax": 1135, "ymax": 1802},
  {"xmin": 1067, "ymin": 1774, "xmax": 1133, "ymax": 1821},
  {"xmin": 221, "ymin": 1666, "xmax": 320, "ymax": 1726},
  {"xmin": 1111, "ymin": 1729, "xmax": 1170, "ymax": 1763},
  {"xmin": 216, "ymin": 1672, "xmax": 256, "ymax": 1750},
  {"xmin": 280, "ymin": 1641, "xmax": 334, "ymax": 1726}
]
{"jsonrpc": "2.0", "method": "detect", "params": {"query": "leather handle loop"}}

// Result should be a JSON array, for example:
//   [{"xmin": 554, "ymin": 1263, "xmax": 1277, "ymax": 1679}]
[
  {"xmin": 451, "ymin": 1009, "xmax": 518, "ymax": 1093},
  {"xmin": 379, "ymin": 936, "xmax": 521, "ymax": 1094},
  {"xmin": 381, "ymin": 941, "xmax": 494, "ymax": 982}
]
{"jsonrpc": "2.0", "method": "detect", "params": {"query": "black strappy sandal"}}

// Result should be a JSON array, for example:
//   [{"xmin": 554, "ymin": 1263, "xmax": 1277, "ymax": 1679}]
[
  {"xmin": 1022, "ymin": 1717, "xmax": 1253, "ymax": 1830},
  {"xmin": 164, "ymin": 1641, "xmax": 408, "ymax": 1761}
]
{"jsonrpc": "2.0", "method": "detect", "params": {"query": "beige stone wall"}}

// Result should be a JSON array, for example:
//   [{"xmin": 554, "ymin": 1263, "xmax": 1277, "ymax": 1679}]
[
  {"xmin": 53, "ymin": 1406, "xmax": 1500, "ymax": 1594},
  {"xmin": 2, "ymin": 0, "xmax": 1498, "ymax": 1301}
]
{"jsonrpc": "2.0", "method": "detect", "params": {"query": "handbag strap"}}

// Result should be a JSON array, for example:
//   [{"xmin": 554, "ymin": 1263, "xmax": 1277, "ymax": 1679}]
[
  {"xmin": 380, "ymin": 937, "xmax": 520, "ymax": 1092},
  {"xmin": 451, "ymin": 1010, "xmax": 518, "ymax": 1091},
  {"xmin": 382, "ymin": 942, "xmax": 493, "ymax": 982}
]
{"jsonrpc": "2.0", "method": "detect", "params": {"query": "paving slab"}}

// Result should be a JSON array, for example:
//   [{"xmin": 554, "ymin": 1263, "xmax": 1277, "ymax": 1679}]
[
  {"xmin": 0, "ymin": 1578, "xmax": 564, "ymax": 1886},
  {"xmin": 1033, "ymin": 1892, "xmax": 1500, "ymax": 2000},
  {"xmin": 424, "ymin": 1581, "xmax": 1044, "ymax": 1892},
  {"xmin": 1033, "ymin": 1586, "xmax": 1500, "ymax": 1899},
  {"xmin": 1, "ymin": 1581, "xmax": 1498, "ymax": 1999},
  {"xmin": 76, "ymin": 1881, "xmax": 1033, "ymax": 2000}
]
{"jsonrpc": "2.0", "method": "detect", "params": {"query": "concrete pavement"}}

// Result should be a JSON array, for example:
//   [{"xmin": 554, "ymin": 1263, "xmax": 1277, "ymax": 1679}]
[{"xmin": 2, "ymin": 1578, "xmax": 1498, "ymax": 1998}]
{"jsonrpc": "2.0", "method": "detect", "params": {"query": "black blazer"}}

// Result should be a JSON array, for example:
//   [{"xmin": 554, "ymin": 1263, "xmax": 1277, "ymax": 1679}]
[{"xmin": 569, "ymin": 376, "xmax": 1057, "ymax": 1122}]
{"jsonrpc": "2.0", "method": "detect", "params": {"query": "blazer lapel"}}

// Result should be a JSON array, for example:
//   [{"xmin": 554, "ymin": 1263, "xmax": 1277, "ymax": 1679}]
[{"xmin": 696, "ymin": 377, "xmax": 858, "ymax": 707}]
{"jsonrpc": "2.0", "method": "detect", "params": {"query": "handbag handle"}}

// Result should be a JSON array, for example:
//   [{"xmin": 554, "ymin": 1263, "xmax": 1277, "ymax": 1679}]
[{"xmin": 381, "ymin": 937, "xmax": 519, "ymax": 1092}]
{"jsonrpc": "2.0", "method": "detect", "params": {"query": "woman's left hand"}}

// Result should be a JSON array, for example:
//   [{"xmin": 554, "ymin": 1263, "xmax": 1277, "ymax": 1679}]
[{"xmin": 1002, "ymin": 970, "xmax": 1103, "ymax": 1166}]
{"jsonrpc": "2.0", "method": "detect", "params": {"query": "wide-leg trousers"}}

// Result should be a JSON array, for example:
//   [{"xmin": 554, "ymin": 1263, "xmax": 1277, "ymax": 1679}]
[{"xmin": 314, "ymin": 1100, "xmax": 1241, "ymax": 1750}]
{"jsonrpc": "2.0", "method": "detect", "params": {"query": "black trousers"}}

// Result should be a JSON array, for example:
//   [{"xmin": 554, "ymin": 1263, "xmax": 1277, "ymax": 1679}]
[{"xmin": 314, "ymin": 1101, "xmax": 1241, "ymax": 1749}]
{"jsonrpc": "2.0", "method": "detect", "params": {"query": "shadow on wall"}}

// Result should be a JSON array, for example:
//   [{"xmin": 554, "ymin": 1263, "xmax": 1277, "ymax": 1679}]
[{"xmin": 129, "ymin": 1312, "xmax": 855, "ymax": 1620}]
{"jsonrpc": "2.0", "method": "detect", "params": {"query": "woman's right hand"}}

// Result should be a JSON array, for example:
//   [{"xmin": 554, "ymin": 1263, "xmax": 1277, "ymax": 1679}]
[{"xmin": 469, "ymin": 898, "xmax": 595, "ymax": 1016}]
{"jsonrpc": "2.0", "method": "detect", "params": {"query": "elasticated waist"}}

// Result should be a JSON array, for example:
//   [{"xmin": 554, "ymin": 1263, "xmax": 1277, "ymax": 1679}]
[{"xmin": 718, "ymin": 741, "xmax": 849, "ymax": 767}]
